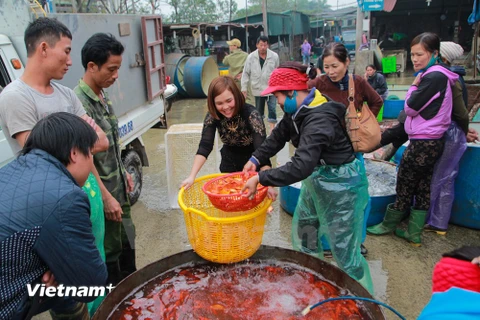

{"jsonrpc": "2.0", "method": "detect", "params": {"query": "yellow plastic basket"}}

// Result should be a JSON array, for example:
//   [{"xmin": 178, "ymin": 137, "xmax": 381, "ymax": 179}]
[{"xmin": 178, "ymin": 174, "xmax": 272, "ymax": 263}]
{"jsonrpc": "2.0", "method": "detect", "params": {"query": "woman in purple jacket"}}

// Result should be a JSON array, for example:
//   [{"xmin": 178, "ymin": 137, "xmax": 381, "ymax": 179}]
[{"xmin": 368, "ymin": 33, "xmax": 458, "ymax": 246}]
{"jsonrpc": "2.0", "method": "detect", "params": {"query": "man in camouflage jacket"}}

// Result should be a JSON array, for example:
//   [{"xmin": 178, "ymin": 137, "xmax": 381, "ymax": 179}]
[{"xmin": 74, "ymin": 33, "xmax": 136, "ymax": 285}]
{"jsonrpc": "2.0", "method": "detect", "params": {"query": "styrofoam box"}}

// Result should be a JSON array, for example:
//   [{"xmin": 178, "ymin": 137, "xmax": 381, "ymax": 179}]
[{"xmin": 165, "ymin": 123, "xmax": 221, "ymax": 208}]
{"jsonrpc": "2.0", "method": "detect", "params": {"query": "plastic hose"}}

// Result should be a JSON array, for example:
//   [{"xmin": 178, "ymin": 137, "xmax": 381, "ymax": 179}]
[{"xmin": 302, "ymin": 296, "xmax": 406, "ymax": 320}]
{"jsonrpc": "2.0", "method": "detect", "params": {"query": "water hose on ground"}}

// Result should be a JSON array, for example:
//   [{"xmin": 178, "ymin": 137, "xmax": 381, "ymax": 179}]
[{"xmin": 302, "ymin": 296, "xmax": 406, "ymax": 320}]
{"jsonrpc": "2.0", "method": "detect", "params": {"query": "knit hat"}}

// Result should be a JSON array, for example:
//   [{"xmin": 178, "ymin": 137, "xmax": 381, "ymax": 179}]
[
  {"xmin": 440, "ymin": 42, "xmax": 464, "ymax": 63},
  {"xmin": 432, "ymin": 246, "xmax": 480, "ymax": 293},
  {"xmin": 226, "ymin": 38, "xmax": 241, "ymax": 47},
  {"xmin": 261, "ymin": 68, "xmax": 308, "ymax": 95},
  {"xmin": 432, "ymin": 257, "xmax": 480, "ymax": 293}
]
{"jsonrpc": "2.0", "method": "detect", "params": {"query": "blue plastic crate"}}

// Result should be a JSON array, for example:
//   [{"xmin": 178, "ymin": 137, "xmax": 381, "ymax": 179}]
[
  {"xmin": 451, "ymin": 145, "xmax": 480, "ymax": 230},
  {"xmin": 383, "ymin": 99, "xmax": 405, "ymax": 119}
]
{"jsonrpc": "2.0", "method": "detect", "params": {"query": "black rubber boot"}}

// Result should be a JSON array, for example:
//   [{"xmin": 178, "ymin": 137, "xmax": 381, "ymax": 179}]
[
  {"xmin": 49, "ymin": 301, "xmax": 89, "ymax": 320},
  {"xmin": 106, "ymin": 260, "xmax": 123, "ymax": 286},
  {"xmin": 119, "ymin": 243, "xmax": 137, "ymax": 280},
  {"xmin": 360, "ymin": 244, "xmax": 368, "ymax": 256}
]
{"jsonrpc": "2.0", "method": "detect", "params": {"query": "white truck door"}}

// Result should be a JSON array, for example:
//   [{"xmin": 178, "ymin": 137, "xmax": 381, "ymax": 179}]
[{"xmin": 0, "ymin": 35, "xmax": 23, "ymax": 167}]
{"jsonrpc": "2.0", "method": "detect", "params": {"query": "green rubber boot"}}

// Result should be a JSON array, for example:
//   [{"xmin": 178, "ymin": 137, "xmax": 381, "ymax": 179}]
[
  {"xmin": 395, "ymin": 208, "xmax": 427, "ymax": 247},
  {"xmin": 367, "ymin": 204, "xmax": 406, "ymax": 235}
]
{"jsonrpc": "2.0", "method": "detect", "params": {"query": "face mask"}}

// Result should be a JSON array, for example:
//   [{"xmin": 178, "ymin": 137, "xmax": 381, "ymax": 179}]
[{"xmin": 284, "ymin": 91, "xmax": 298, "ymax": 114}]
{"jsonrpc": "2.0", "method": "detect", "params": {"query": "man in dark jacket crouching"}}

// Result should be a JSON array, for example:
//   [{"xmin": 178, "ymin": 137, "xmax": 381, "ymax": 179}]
[{"xmin": 0, "ymin": 112, "xmax": 107, "ymax": 319}]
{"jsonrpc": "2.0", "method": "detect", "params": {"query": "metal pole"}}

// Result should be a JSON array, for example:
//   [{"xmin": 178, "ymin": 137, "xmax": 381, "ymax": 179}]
[
  {"xmin": 245, "ymin": 0, "xmax": 248, "ymax": 53},
  {"xmin": 474, "ymin": 23, "xmax": 478, "ymax": 81},
  {"xmin": 291, "ymin": 0, "xmax": 296, "ymax": 59},
  {"xmin": 199, "ymin": 24, "xmax": 203, "ymax": 57}
]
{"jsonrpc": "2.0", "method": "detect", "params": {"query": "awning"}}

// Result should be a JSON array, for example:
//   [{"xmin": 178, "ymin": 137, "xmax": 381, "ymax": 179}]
[
  {"xmin": 383, "ymin": 0, "xmax": 397, "ymax": 12},
  {"xmin": 469, "ymin": 0, "xmax": 480, "ymax": 25}
]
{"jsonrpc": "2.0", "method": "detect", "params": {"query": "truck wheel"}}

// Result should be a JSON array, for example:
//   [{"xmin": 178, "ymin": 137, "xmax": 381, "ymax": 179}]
[{"xmin": 123, "ymin": 150, "xmax": 142, "ymax": 205}]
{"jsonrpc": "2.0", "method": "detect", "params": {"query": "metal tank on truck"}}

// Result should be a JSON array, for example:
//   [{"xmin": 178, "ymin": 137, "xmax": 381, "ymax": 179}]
[{"xmin": 0, "ymin": 0, "xmax": 175, "ymax": 204}]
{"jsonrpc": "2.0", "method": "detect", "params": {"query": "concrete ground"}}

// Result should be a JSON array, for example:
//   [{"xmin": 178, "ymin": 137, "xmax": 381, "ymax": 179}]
[{"xmin": 35, "ymin": 83, "xmax": 480, "ymax": 319}]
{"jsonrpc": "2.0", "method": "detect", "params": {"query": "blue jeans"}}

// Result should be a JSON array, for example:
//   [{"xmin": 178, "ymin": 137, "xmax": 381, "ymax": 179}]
[
  {"xmin": 255, "ymin": 95, "xmax": 277, "ymax": 123},
  {"xmin": 302, "ymin": 54, "xmax": 310, "ymax": 65}
]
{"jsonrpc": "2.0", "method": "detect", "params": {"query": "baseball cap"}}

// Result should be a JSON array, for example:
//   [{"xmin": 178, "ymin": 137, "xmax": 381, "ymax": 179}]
[{"xmin": 227, "ymin": 38, "xmax": 241, "ymax": 47}]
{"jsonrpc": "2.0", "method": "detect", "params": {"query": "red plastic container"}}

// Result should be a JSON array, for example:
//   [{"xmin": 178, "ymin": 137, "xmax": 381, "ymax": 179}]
[{"xmin": 202, "ymin": 172, "xmax": 267, "ymax": 212}]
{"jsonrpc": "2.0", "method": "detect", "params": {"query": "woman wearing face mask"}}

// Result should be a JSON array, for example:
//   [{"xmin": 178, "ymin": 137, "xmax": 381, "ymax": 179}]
[
  {"xmin": 242, "ymin": 62, "xmax": 373, "ymax": 294},
  {"xmin": 181, "ymin": 76, "xmax": 274, "ymax": 198},
  {"xmin": 367, "ymin": 32, "xmax": 458, "ymax": 246},
  {"xmin": 307, "ymin": 43, "xmax": 383, "ymax": 117}
]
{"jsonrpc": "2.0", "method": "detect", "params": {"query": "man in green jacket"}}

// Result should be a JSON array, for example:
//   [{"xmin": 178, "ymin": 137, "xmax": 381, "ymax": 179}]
[{"xmin": 223, "ymin": 38, "xmax": 248, "ymax": 89}]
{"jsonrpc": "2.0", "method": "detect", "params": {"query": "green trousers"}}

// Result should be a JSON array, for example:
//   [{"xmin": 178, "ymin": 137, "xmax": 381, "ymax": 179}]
[{"xmin": 104, "ymin": 202, "xmax": 135, "ymax": 264}]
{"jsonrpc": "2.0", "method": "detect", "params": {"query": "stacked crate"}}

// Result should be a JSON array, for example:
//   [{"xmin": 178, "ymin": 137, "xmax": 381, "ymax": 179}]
[{"xmin": 165, "ymin": 124, "xmax": 221, "ymax": 208}]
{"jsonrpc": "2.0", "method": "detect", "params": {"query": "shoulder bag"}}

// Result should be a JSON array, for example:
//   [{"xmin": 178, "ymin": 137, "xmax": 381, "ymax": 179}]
[{"xmin": 345, "ymin": 75, "xmax": 381, "ymax": 153}]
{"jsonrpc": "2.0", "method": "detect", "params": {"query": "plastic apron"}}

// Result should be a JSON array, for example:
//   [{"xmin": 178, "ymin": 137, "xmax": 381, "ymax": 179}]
[
  {"xmin": 82, "ymin": 172, "xmax": 106, "ymax": 315},
  {"xmin": 427, "ymin": 122, "xmax": 467, "ymax": 230},
  {"xmin": 291, "ymin": 158, "xmax": 374, "ymax": 294}
]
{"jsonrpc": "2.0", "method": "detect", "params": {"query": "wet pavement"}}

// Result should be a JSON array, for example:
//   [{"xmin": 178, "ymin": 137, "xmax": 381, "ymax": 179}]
[{"xmin": 35, "ymin": 86, "xmax": 480, "ymax": 320}]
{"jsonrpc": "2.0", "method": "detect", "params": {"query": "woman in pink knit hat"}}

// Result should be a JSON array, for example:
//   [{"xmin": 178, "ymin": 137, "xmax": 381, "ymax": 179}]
[{"xmin": 242, "ymin": 62, "xmax": 374, "ymax": 294}]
